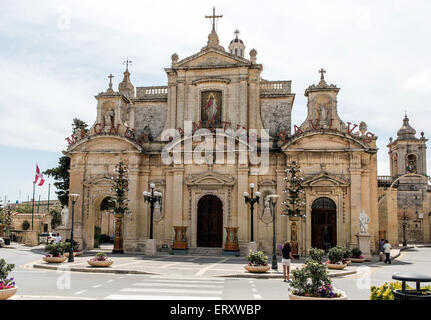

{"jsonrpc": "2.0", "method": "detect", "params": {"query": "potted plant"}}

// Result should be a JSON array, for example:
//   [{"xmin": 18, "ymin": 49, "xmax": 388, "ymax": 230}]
[
  {"xmin": 289, "ymin": 259, "xmax": 347, "ymax": 300},
  {"xmin": 63, "ymin": 240, "xmax": 83, "ymax": 257},
  {"xmin": 309, "ymin": 247, "xmax": 325, "ymax": 264},
  {"xmin": 350, "ymin": 248, "xmax": 365, "ymax": 263},
  {"xmin": 326, "ymin": 246, "xmax": 347, "ymax": 269},
  {"xmin": 87, "ymin": 252, "xmax": 114, "ymax": 267},
  {"xmin": 244, "ymin": 250, "xmax": 270, "ymax": 273},
  {"xmin": 0, "ymin": 259, "xmax": 17, "ymax": 300},
  {"xmin": 342, "ymin": 247, "xmax": 352, "ymax": 265},
  {"xmin": 43, "ymin": 243, "xmax": 68, "ymax": 263}
]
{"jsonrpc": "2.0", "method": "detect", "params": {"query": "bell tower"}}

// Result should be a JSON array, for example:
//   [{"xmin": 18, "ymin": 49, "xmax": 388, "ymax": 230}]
[{"xmin": 228, "ymin": 30, "xmax": 245, "ymax": 58}]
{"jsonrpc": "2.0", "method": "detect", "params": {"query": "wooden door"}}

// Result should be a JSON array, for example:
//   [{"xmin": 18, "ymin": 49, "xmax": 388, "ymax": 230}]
[
  {"xmin": 197, "ymin": 195, "xmax": 223, "ymax": 247},
  {"xmin": 311, "ymin": 198, "xmax": 337, "ymax": 250}
]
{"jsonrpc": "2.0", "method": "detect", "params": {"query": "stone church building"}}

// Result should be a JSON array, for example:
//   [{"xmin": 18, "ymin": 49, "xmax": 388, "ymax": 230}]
[{"xmin": 63, "ymin": 12, "xmax": 430, "ymax": 255}]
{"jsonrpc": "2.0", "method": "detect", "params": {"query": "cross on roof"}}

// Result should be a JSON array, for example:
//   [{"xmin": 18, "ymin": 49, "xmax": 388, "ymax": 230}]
[
  {"xmin": 123, "ymin": 58, "xmax": 132, "ymax": 70},
  {"xmin": 108, "ymin": 73, "xmax": 114, "ymax": 89},
  {"xmin": 234, "ymin": 29, "xmax": 240, "ymax": 38},
  {"xmin": 319, "ymin": 68, "xmax": 326, "ymax": 81},
  {"xmin": 205, "ymin": 7, "xmax": 223, "ymax": 31}
]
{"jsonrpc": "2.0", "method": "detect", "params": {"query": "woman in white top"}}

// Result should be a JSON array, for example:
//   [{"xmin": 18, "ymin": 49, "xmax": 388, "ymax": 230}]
[{"xmin": 383, "ymin": 240, "xmax": 392, "ymax": 264}]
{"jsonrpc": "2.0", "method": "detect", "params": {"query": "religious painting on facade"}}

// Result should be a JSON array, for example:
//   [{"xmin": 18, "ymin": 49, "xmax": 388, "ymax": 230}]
[{"xmin": 201, "ymin": 91, "xmax": 222, "ymax": 128}]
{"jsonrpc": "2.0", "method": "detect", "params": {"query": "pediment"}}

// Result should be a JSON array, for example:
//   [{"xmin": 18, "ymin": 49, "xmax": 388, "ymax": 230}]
[
  {"xmin": 174, "ymin": 49, "xmax": 249, "ymax": 69},
  {"xmin": 303, "ymin": 172, "xmax": 349, "ymax": 187},
  {"xmin": 281, "ymin": 131, "xmax": 369, "ymax": 151},
  {"xmin": 67, "ymin": 135, "xmax": 142, "ymax": 153},
  {"xmin": 185, "ymin": 171, "xmax": 235, "ymax": 187}
]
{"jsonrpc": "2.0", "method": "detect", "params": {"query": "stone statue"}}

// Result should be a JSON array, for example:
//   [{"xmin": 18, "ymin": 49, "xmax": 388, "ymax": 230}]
[
  {"xmin": 261, "ymin": 196, "xmax": 272, "ymax": 224},
  {"xmin": 61, "ymin": 206, "xmax": 69, "ymax": 227},
  {"xmin": 359, "ymin": 210, "xmax": 370, "ymax": 234},
  {"xmin": 153, "ymin": 199, "xmax": 162, "ymax": 222},
  {"xmin": 104, "ymin": 109, "xmax": 114, "ymax": 127}
]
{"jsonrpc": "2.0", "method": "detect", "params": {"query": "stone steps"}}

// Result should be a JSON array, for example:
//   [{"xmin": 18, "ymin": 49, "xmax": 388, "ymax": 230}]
[{"xmin": 187, "ymin": 247, "xmax": 224, "ymax": 256}]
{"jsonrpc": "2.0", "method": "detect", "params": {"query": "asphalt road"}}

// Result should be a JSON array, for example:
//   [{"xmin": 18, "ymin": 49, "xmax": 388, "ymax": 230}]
[{"xmin": 1, "ymin": 245, "xmax": 430, "ymax": 300}]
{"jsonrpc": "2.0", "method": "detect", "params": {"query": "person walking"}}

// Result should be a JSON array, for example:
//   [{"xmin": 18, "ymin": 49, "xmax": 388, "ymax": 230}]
[
  {"xmin": 379, "ymin": 239, "xmax": 385, "ymax": 253},
  {"xmin": 281, "ymin": 241, "xmax": 294, "ymax": 282},
  {"xmin": 55, "ymin": 233, "xmax": 62, "ymax": 244},
  {"xmin": 383, "ymin": 240, "xmax": 392, "ymax": 264}
]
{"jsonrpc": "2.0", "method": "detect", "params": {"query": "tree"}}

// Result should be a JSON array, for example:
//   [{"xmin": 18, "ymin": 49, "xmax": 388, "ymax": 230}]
[
  {"xmin": 110, "ymin": 161, "xmax": 130, "ymax": 253},
  {"xmin": 44, "ymin": 118, "xmax": 88, "ymax": 207},
  {"xmin": 281, "ymin": 160, "xmax": 306, "ymax": 218},
  {"xmin": 50, "ymin": 207, "xmax": 62, "ymax": 231}
]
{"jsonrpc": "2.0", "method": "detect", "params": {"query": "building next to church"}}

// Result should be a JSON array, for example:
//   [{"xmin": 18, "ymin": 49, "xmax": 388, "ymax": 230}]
[{"xmin": 62, "ymin": 10, "xmax": 430, "ymax": 255}]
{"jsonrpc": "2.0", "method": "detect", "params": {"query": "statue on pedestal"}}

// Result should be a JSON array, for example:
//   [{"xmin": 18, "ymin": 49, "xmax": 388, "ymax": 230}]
[
  {"xmin": 359, "ymin": 210, "xmax": 370, "ymax": 234},
  {"xmin": 61, "ymin": 206, "xmax": 69, "ymax": 227}
]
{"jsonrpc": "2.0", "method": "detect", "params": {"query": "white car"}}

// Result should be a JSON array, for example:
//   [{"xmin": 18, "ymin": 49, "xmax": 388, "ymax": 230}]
[
  {"xmin": 39, "ymin": 233, "xmax": 57, "ymax": 244},
  {"xmin": 0, "ymin": 238, "xmax": 4, "ymax": 247}
]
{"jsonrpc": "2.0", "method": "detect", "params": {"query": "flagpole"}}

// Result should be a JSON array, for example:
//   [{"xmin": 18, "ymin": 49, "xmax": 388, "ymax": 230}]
[
  {"xmin": 37, "ymin": 195, "xmax": 41, "ymax": 214},
  {"xmin": 32, "ymin": 181, "xmax": 35, "ymax": 230},
  {"xmin": 47, "ymin": 183, "xmax": 51, "ymax": 212}
]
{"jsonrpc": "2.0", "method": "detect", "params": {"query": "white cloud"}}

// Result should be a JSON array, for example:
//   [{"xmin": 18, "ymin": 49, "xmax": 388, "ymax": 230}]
[{"xmin": 403, "ymin": 69, "xmax": 431, "ymax": 94}]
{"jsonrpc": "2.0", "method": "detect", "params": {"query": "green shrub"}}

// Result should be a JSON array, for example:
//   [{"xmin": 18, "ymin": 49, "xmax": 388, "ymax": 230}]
[
  {"xmin": 64, "ymin": 240, "xmax": 79, "ymax": 251},
  {"xmin": 309, "ymin": 247, "xmax": 325, "ymax": 263},
  {"xmin": 45, "ymin": 243, "xmax": 67, "ymax": 257},
  {"xmin": 351, "ymin": 248, "xmax": 362, "ymax": 258},
  {"xmin": 341, "ymin": 247, "xmax": 351, "ymax": 259},
  {"xmin": 328, "ymin": 246, "xmax": 344, "ymax": 264},
  {"xmin": 247, "ymin": 250, "xmax": 268, "ymax": 266},
  {"xmin": 0, "ymin": 259, "xmax": 15, "ymax": 283}
]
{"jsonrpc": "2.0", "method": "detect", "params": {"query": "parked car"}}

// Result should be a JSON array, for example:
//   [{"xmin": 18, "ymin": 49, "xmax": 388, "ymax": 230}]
[
  {"xmin": 39, "ymin": 232, "xmax": 57, "ymax": 244},
  {"xmin": 0, "ymin": 237, "xmax": 4, "ymax": 247}
]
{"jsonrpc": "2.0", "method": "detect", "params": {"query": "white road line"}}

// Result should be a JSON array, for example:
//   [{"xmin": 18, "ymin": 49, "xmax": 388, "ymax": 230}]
[
  {"xmin": 106, "ymin": 280, "xmax": 114, "ymax": 283},
  {"xmin": 74, "ymin": 290, "xmax": 87, "ymax": 295},
  {"xmin": 252, "ymin": 288, "xmax": 258, "ymax": 293},
  {"xmin": 160, "ymin": 262, "xmax": 181, "ymax": 269},
  {"xmin": 253, "ymin": 294, "xmax": 262, "ymax": 299},
  {"xmin": 142, "ymin": 278, "xmax": 224, "ymax": 284},
  {"xmin": 105, "ymin": 294, "xmax": 221, "ymax": 300},
  {"xmin": 134, "ymin": 283, "xmax": 223, "ymax": 288},
  {"xmin": 120, "ymin": 288, "xmax": 222, "ymax": 295},
  {"xmin": 92, "ymin": 284, "xmax": 102, "ymax": 288},
  {"xmin": 194, "ymin": 258, "xmax": 229, "ymax": 276}
]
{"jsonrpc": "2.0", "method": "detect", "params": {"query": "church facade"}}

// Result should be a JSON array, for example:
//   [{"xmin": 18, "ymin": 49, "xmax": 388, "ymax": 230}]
[{"xmin": 63, "ymin": 12, "xmax": 429, "ymax": 255}]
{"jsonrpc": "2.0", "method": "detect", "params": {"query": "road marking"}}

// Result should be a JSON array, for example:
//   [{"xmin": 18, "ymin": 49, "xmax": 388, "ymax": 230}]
[
  {"xmin": 138, "ymin": 278, "xmax": 224, "ymax": 284},
  {"xmin": 134, "ymin": 283, "xmax": 223, "ymax": 288},
  {"xmin": 92, "ymin": 284, "xmax": 102, "ymax": 288},
  {"xmin": 105, "ymin": 294, "xmax": 221, "ymax": 300},
  {"xmin": 253, "ymin": 294, "xmax": 262, "ymax": 299},
  {"xmin": 160, "ymin": 262, "xmax": 182, "ymax": 269},
  {"xmin": 252, "ymin": 288, "xmax": 258, "ymax": 293},
  {"xmin": 106, "ymin": 280, "xmax": 114, "ymax": 283},
  {"xmin": 194, "ymin": 258, "xmax": 229, "ymax": 276},
  {"xmin": 120, "ymin": 288, "xmax": 223, "ymax": 295},
  {"xmin": 74, "ymin": 290, "xmax": 87, "ymax": 295}
]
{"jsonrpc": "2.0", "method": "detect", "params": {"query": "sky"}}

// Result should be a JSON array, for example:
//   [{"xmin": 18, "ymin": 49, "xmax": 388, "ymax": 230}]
[{"xmin": 0, "ymin": 0, "xmax": 430, "ymax": 203}]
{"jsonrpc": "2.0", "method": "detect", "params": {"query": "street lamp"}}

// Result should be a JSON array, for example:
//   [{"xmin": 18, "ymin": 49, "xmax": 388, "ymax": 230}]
[
  {"xmin": 243, "ymin": 183, "xmax": 261, "ymax": 242},
  {"xmin": 268, "ymin": 194, "xmax": 280, "ymax": 270},
  {"xmin": 68, "ymin": 193, "xmax": 80, "ymax": 263},
  {"xmin": 402, "ymin": 206, "xmax": 408, "ymax": 247},
  {"xmin": 143, "ymin": 183, "xmax": 162, "ymax": 239}
]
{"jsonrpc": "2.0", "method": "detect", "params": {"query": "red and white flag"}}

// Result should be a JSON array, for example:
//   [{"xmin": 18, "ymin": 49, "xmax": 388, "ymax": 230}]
[{"xmin": 34, "ymin": 164, "xmax": 45, "ymax": 186}]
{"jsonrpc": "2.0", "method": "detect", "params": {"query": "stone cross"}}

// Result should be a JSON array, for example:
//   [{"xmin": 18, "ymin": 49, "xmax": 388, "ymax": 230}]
[
  {"xmin": 108, "ymin": 74, "xmax": 114, "ymax": 89},
  {"xmin": 319, "ymin": 68, "xmax": 326, "ymax": 81},
  {"xmin": 205, "ymin": 7, "xmax": 223, "ymax": 31},
  {"xmin": 123, "ymin": 58, "xmax": 132, "ymax": 70},
  {"xmin": 234, "ymin": 29, "xmax": 240, "ymax": 38}
]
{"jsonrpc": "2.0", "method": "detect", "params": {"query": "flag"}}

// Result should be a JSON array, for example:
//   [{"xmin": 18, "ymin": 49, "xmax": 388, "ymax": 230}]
[{"xmin": 34, "ymin": 164, "xmax": 45, "ymax": 186}]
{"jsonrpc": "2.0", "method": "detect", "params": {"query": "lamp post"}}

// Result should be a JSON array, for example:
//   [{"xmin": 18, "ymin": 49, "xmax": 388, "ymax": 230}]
[
  {"xmin": 68, "ymin": 193, "xmax": 79, "ymax": 263},
  {"xmin": 143, "ymin": 183, "xmax": 162, "ymax": 239},
  {"xmin": 402, "ymin": 207, "xmax": 408, "ymax": 247},
  {"xmin": 268, "ymin": 194, "xmax": 280, "ymax": 270},
  {"xmin": 243, "ymin": 183, "xmax": 261, "ymax": 242}
]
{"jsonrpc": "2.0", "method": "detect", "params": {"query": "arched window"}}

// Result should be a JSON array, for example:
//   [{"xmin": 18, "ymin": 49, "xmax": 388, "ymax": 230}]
[
  {"xmin": 240, "ymin": 49, "xmax": 243, "ymax": 57},
  {"xmin": 22, "ymin": 220, "xmax": 30, "ymax": 230},
  {"xmin": 311, "ymin": 197, "xmax": 336, "ymax": 209},
  {"xmin": 235, "ymin": 48, "xmax": 238, "ymax": 56}
]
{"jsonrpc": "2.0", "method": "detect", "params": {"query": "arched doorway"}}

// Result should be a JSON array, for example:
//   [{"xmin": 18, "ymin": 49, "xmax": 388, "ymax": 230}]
[
  {"xmin": 197, "ymin": 195, "xmax": 223, "ymax": 247},
  {"xmin": 311, "ymin": 197, "xmax": 337, "ymax": 250}
]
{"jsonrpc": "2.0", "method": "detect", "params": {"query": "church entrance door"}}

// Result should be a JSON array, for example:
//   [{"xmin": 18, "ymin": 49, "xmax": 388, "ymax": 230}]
[
  {"xmin": 311, "ymin": 197, "xmax": 337, "ymax": 251},
  {"xmin": 197, "ymin": 195, "xmax": 223, "ymax": 247}
]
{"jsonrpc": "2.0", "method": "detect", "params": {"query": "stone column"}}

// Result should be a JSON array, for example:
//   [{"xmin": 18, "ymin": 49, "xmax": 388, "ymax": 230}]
[
  {"xmin": 349, "ymin": 168, "xmax": 362, "ymax": 247},
  {"xmin": 176, "ymin": 78, "xmax": 185, "ymax": 128},
  {"xmin": 237, "ymin": 167, "xmax": 249, "ymax": 244},
  {"xmin": 172, "ymin": 167, "xmax": 185, "ymax": 227}
]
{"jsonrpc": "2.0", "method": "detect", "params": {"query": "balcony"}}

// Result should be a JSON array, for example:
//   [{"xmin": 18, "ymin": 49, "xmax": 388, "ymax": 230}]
[
  {"xmin": 260, "ymin": 81, "xmax": 292, "ymax": 97},
  {"xmin": 136, "ymin": 86, "xmax": 168, "ymax": 100}
]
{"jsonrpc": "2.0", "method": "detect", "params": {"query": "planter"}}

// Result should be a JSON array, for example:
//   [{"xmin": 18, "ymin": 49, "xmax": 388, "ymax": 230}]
[
  {"xmin": 289, "ymin": 292, "xmax": 347, "ymax": 300},
  {"xmin": 0, "ymin": 287, "xmax": 18, "ymax": 300},
  {"xmin": 43, "ymin": 256, "xmax": 67, "ymax": 263},
  {"xmin": 87, "ymin": 259, "xmax": 114, "ymax": 267},
  {"xmin": 350, "ymin": 257, "xmax": 366, "ymax": 263},
  {"xmin": 172, "ymin": 226, "xmax": 188, "ymax": 250},
  {"xmin": 326, "ymin": 263, "xmax": 347, "ymax": 270},
  {"xmin": 64, "ymin": 251, "xmax": 83, "ymax": 258},
  {"xmin": 345, "ymin": 260, "xmax": 352, "ymax": 265},
  {"xmin": 244, "ymin": 265, "xmax": 271, "ymax": 273}
]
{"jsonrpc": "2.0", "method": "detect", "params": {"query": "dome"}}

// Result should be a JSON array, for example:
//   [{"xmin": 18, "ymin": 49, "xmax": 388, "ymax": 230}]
[
  {"xmin": 397, "ymin": 114, "xmax": 417, "ymax": 140},
  {"xmin": 228, "ymin": 30, "xmax": 245, "ymax": 58}
]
